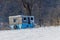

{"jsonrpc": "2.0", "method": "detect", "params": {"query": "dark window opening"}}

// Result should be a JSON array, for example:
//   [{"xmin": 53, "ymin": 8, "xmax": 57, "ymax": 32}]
[
  {"xmin": 31, "ymin": 17, "xmax": 33, "ymax": 20},
  {"xmin": 24, "ymin": 17, "xmax": 26, "ymax": 20},
  {"xmin": 14, "ymin": 19, "xmax": 16, "ymax": 22}
]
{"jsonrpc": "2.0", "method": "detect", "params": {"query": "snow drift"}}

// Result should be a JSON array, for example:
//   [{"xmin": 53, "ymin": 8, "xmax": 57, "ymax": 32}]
[{"xmin": 0, "ymin": 26, "xmax": 60, "ymax": 40}]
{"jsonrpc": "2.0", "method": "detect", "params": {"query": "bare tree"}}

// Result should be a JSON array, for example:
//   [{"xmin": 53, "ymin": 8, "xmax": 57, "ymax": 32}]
[{"xmin": 22, "ymin": 0, "xmax": 34, "ymax": 16}]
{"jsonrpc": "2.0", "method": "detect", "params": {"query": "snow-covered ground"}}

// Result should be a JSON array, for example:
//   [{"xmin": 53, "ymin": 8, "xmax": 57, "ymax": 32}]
[{"xmin": 0, "ymin": 26, "xmax": 60, "ymax": 40}]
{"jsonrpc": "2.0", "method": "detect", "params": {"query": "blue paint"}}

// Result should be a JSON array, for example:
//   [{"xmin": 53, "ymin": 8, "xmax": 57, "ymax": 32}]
[
  {"xmin": 22, "ymin": 23, "xmax": 28, "ymax": 29},
  {"xmin": 9, "ymin": 25, "xmax": 14, "ymax": 29},
  {"xmin": 10, "ymin": 24, "xmax": 22, "ymax": 29},
  {"xmin": 21, "ymin": 16, "xmax": 35, "ymax": 29},
  {"xmin": 18, "ymin": 24, "xmax": 22, "ymax": 29}
]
